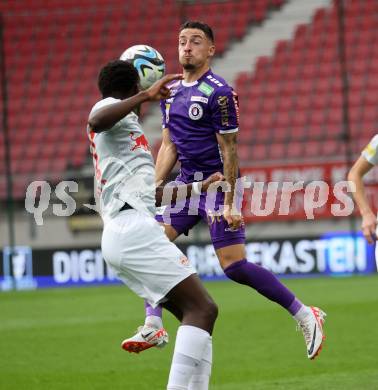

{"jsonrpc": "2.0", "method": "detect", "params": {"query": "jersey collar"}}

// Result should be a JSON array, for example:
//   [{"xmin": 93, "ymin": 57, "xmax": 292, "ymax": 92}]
[{"xmin": 181, "ymin": 69, "xmax": 212, "ymax": 87}]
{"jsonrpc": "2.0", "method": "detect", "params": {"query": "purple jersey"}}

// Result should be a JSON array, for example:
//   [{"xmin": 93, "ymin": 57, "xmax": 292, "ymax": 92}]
[{"xmin": 160, "ymin": 69, "xmax": 240, "ymax": 183}]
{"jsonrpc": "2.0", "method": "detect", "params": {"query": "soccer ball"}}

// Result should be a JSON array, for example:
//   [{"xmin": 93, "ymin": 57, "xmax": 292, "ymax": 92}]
[{"xmin": 120, "ymin": 45, "xmax": 165, "ymax": 90}]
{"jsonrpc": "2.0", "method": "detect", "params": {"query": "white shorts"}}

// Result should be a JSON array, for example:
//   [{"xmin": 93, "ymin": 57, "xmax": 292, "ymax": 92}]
[{"xmin": 101, "ymin": 209, "xmax": 196, "ymax": 308}]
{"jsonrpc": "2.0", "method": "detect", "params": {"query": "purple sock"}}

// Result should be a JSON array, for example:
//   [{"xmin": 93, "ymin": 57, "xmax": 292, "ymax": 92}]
[
  {"xmin": 145, "ymin": 300, "xmax": 162, "ymax": 317},
  {"xmin": 287, "ymin": 297, "xmax": 304, "ymax": 316},
  {"xmin": 224, "ymin": 259, "xmax": 303, "ymax": 314}
]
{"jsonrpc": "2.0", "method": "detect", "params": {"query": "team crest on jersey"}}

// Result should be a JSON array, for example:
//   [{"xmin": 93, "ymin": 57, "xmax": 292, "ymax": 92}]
[{"xmin": 188, "ymin": 103, "xmax": 203, "ymax": 120}]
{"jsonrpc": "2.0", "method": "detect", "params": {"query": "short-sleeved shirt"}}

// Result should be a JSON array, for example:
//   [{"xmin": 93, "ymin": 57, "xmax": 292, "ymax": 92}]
[
  {"xmin": 88, "ymin": 97, "xmax": 156, "ymax": 222},
  {"xmin": 160, "ymin": 69, "xmax": 240, "ymax": 183},
  {"xmin": 362, "ymin": 134, "xmax": 378, "ymax": 165}
]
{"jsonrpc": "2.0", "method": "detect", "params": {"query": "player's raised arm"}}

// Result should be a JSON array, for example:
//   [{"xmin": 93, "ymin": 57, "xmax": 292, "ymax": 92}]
[
  {"xmin": 88, "ymin": 92, "xmax": 151, "ymax": 133},
  {"xmin": 88, "ymin": 68, "xmax": 182, "ymax": 133},
  {"xmin": 348, "ymin": 155, "xmax": 376, "ymax": 243}
]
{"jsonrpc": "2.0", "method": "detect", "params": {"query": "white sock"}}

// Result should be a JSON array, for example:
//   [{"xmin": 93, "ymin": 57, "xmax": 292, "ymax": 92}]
[
  {"xmin": 294, "ymin": 305, "xmax": 312, "ymax": 322},
  {"xmin": 167, "ymin": 325, "xmax": 211, "ymax": 390},
  {"xmin": 144, "ymin": 315, "xmax": 163, "ymax": 329},
  {"xmin": 188, "ymin": 336, "xmax": 212, "ymax": 390}
]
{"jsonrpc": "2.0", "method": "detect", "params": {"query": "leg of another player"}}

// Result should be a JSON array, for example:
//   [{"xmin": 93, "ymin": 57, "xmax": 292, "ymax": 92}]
[
  {"xmin": 144, "ymin": 300, "xmax": 164, "ymax": 328},
  {"xmin": 217, "ymin": 243, "xmax": 326, "ymax": 359},
  {"xmin": 164, "ymin": 274, "xmax": 217, "ymax": 390},
  {"xmin": 216, "ymin": 243, "xmax": 305, "ymax": 314}
]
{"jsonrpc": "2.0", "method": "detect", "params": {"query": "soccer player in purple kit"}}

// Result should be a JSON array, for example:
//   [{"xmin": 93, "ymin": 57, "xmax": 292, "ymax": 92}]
[{"xmin": 123, "ymin": 21, "xmax": 327, "ymax": 365}]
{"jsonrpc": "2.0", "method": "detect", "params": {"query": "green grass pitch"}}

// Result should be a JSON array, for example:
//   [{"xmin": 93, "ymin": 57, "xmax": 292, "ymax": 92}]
[{"xmin": 1, "ymin": 275, "xmax": 378, "ymax": 389}]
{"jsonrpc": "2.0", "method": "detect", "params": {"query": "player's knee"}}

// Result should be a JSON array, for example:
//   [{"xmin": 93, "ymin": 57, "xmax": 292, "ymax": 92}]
[
  {"xmin": 208, "ymin": 300, "xmax": 219, "ymax": 323},
  {"xmin": 199, "ymin": 297, "xmax": 218, "ymax": 324},
  {"xmin": 217, "ymin": 244, "xmax": 246, "ymax": 269},
  {"xmin": 218, "ymin": 254, "xmax": 245, "ymax": 270}
]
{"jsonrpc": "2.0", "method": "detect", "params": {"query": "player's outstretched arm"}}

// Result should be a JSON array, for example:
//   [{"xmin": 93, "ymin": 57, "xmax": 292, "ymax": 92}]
[
  {"xmin": 88, "ymin": 74, "xmax": 182, "ymax": 133},
  {"xmin": 155, "ymin": 172, "xmax": 224, "ymax": 207},
  {"xmin": 88, "ymin": 92, "xmax": 151, "ymax": 133},
  {"xmin": 348, "ymin": 156, "xmax": 376, "ymax": 243}
]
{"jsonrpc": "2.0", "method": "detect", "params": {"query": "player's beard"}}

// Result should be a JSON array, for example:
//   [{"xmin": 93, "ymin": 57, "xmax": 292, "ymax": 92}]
[{"xmin": 182, "ymin": 63, "xmax": 196, "ymax": 71}]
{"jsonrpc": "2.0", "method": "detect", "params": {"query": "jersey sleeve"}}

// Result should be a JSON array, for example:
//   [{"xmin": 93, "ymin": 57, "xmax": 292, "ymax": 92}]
[
  {"xmin": 362, "ymin": 134, "xmax": 378, "ymax": 165},
  {"xmin": 91, "ymin": 97, "xmax": 120, "ymax": 112},
  {"xmin": 89, "ymin": 97, "xmax": 123, "ymax": 131},
  {"xmin": 210, "ymin": 85, "xmax": 240, "ymax": 134}
]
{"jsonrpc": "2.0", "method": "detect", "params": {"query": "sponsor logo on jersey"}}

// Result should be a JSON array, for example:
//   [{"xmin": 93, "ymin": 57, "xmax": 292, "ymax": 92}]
[
  {"xmin": 217, "ymin": 95, "xmax": 229, "ymax": 126},
  {"xmin": 130, "ymin": 132, "xmax": 150, "ymax": 152},
  {"xmin": 198, "ymin": 82, "xmax": 214, "ymax": 96},
  {"xmin": 188, "ymin": 103, "xmax": 204, "ymax": 120},
  {"xmin": 191, "ymin": 96, "xmax": 208, "ymax": 104},
  {"xmin": 206, "ymin": 74, "xmax": 224, "ymax": 87}
]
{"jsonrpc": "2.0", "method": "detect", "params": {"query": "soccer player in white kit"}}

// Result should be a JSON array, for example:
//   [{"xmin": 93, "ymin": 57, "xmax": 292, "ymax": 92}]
[
  {"xmin": 87, "ymin": 60, "xmax": 218, "ymax": 390},
  {"xmin": 348, "ymin": 134, "xmax": 378, "ymax": 256}
]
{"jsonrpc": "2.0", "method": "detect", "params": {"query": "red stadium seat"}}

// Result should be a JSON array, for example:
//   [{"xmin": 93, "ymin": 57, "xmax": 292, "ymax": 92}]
[
  {"xmin": 273, "ymin": 127, "xmax": 288, "ymax": 143},
  {"xmin": 361, "ymin": 106, "xmax": 378, "ymax": 123},
  {"xmin": 252, "ymin": 144, "xmax": 267, "ymax": 161},
  {"xmin": 287, "ymin": 141, "xmax": 304, "ymax": 159},
  {"xmin": 50, "ymin": 158, "xmax": 67, "ymax": 173},
  {"xmin": 270, "ymin": 143, "xmax": 286, "ymax": 160},
  {"xmin": 238, "ymin": 144, "xmax": 251, "ymax": 163},
  {"xmin": 258, "ymin": 114, "xmax": 275, "ymax": 130},
  {"xmin": 292, "ymin": 112, "xmax": 308, "ymax": 127},
  {"xmin": 308, "ymin": 111, "xmax": 326, "ymax": 126},
  {"xmin": 275, "ymin": 112, "xmax": 291, "ymax": 128},
  {"xmin": 349, "ymin": 106, "xmax": 362, "ymax": 124},
  {"xmin": 327, "ymin": 109, "xmax": 343, "ymax": 125}
]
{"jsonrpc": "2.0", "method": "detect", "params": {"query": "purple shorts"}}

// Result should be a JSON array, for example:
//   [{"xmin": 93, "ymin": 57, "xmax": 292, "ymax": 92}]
[{"xmin": 155, "ymin": 190, "xmax": 245, "ymax": 250}]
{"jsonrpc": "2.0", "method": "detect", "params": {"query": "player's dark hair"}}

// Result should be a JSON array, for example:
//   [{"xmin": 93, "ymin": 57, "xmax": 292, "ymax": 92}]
[
  {"xmin": 180, "ymin": 21, "xmax": 214, "ymax": 43},
  {"xmin": 98, "ymin": 60, "xmax": 139, "ymax": 98}
]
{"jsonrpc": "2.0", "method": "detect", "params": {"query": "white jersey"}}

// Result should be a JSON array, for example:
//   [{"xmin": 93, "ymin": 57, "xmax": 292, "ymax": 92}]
[
  {"xmin": 362, "ymin": 134, "xmax": 378, "ymax": 165},
  {"xmin": 87, "ymin": 97, "xmax": 156, "ymax": 222}
]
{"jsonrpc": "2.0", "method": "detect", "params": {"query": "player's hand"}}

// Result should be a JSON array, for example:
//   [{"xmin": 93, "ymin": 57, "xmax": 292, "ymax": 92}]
[
  {"xmin": 361, "ymin": 211, "xmax": 377, "ymax": 244},
  {"xmin": 202, "ymin": 172, "xmax": 225, "ymax": 192},
  {"xmin": 145, "ymin": 74, "xmax": 183, "ymax": 101},
  {"xmin": 223, "ymin": 204, "xmax": 244, "ymax": 231}
]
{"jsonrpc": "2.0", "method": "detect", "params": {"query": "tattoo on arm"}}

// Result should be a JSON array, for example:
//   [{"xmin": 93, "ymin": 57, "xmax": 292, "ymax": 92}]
[{"xmin": 216, "ymin": 132, "xmax": 238, "ymax": 209}]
